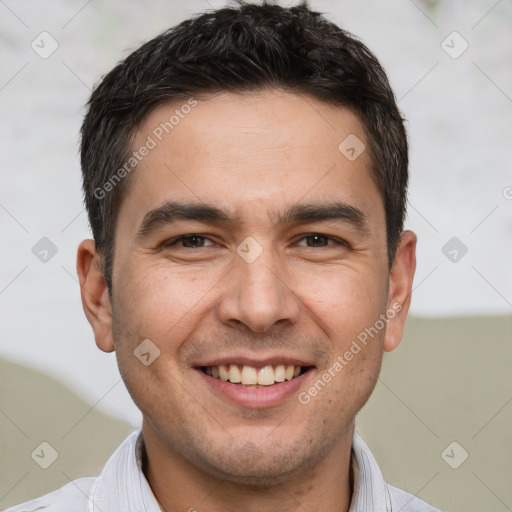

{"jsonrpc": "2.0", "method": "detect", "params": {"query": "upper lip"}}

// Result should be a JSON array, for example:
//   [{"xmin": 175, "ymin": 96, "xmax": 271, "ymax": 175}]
[{"xmin": 194, "ymin": 355, "xmax": 315, "ymax": 368}]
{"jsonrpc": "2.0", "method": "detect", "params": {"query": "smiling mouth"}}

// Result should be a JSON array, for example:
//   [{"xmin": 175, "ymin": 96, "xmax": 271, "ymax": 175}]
[{"xmin": 200, "ymin": 364, "xmax": 312, "ymax": 387}]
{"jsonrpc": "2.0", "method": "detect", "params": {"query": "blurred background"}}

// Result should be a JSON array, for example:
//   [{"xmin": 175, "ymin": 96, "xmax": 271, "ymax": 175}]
[{"xmin": 1, "ymin": 0, "xmax": 511, "ymax": 510}]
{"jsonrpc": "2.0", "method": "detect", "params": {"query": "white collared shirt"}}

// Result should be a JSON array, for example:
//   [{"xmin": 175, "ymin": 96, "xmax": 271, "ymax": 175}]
[{"xmin": 6, "ymin": 430, "xmax": 441, "ymax": 512}]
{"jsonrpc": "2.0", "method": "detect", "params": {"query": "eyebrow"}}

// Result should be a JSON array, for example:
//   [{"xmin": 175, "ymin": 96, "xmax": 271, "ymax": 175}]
[{"xmin": 136, "ymin": 200, "xmax": 368, "ymax": 239}]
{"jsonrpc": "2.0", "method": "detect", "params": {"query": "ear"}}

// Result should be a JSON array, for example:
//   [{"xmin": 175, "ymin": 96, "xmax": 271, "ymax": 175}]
[
  {"xmin": 76, "ymin": 239, "xmax": 115, "ymax": 353},
  {"xmin": 383, "ymin": 230, "xmax": 417, "ymax": 352}
]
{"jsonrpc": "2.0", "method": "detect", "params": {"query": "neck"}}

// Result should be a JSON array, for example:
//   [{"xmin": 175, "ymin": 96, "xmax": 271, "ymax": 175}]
[{"xmin": 141, "ymin": 422, "xmax": 355, "ymax": 512}]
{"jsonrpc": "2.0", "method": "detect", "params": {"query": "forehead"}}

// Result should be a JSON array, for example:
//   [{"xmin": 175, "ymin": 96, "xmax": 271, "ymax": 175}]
[{"xmin": 120, "ymin": 90, "xmax": 382, "ymax": 230}]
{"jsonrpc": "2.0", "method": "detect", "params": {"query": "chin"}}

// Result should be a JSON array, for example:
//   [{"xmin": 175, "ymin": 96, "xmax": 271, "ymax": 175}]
[
  {"xmin": 192, "ymin": 435, "xmax": 331, "ymax": 488},
  {"xmin": 211, "ymin": 458, "xmax": 305, "ymax": 488}
]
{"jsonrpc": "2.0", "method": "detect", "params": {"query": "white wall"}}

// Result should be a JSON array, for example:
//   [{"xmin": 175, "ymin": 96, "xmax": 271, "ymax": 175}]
[{"xmin": 1, "ymin": 0, "xmax": 511, "ymax": 426}]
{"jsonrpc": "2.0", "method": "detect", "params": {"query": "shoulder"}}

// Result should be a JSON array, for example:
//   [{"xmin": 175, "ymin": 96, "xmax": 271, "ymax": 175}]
[
  {"xmin": 387, "ymin": 483, "xmax": 442, "ymax": 512},
  {"xmin": 4, "ymin": 431, "xmax": 142, "ymax": 512},
  {"xmin": 3, "ymin": 477, "xmax": 95, "ymax": 512}
]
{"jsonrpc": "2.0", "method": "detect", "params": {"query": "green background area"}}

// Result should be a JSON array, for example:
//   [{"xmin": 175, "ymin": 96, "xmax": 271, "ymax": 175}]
[{"xmin": 1, "ymin": 315, "xmax": 511, "ymax": 511}]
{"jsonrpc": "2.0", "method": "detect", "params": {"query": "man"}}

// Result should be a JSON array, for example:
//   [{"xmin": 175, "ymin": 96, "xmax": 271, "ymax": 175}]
[{"xmin": 7, "ymin": 1, "xmax": 441, "ymax": 511}]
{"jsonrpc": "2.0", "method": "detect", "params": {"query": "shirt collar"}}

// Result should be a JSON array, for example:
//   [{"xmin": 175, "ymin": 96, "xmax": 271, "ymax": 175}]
[
  {"xmin": 89, "ymin": 429, "xmax": 391, "ymax": 512},
  {"xmin": 349, "ymin": 430, "xmax": 393, "ymax": 512},
  {"xmin": 88, "ymin": 430, "xmax": 161, "ymax": 512}
]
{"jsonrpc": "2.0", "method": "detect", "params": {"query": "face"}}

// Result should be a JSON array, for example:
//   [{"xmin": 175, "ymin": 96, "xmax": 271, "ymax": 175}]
[{"xmin": 78, "ymin": 90, "xmax": 415, "ymax": 486}]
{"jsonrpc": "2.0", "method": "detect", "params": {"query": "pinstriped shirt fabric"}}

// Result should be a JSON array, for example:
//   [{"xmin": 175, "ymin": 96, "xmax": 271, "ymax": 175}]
[{"xmin": 5, "ymin": 430, "xmax": 441, "ymax": 512}]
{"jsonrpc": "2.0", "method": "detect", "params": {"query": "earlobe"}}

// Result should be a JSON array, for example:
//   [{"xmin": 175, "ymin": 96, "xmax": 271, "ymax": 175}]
[
  {"xmin": 76, "ymin": 239, "xmax": 115, "ymax": 353},
  {"xmin": 383, "ymin": 230, "xmax": 417, "ymax": 353}
]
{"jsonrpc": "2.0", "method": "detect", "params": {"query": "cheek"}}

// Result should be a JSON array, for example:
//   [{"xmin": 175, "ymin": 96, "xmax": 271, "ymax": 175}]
[
  {"xmin": 110, "ymin": 264, "xmax": 201, "ymax": 423},
  {"xmin": 294, "ymin": 262, "xmax": 388, "ymax": 342},
  {"xmin": 295, "ymin": 263, "xmax": 387, "ymax": 407},
  {"xmin": 113, "ymin": 259, "xmax": 224, "ymax": 342}
]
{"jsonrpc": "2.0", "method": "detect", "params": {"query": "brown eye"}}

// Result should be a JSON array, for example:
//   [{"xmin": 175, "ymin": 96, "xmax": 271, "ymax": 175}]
[
  {"xmin": 304, "ymin": 234, "xmax": 329, "ymax": 247},
  {"xmin": 180, "ymin": 235, "xmax": 206, "ymax": 248},
  {"xmin": 164, "ymin": 235, "xmax": 214, "ymax": 248},
  {"xmin": 296, "ymin": 233, "xmax": 347, "ymax": 248}
]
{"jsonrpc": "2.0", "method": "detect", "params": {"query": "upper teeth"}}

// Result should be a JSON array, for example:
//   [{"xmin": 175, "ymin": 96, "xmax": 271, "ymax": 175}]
[{"xmin": 204, "ymin": 364, "xmax": 302, "ymax": 386}]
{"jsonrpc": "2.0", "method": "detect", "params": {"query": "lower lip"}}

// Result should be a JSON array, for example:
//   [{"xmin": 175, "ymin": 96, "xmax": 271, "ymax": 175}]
[{"xmin": 196, "ymin": 369, "xmax": 313, "ymax": 408}]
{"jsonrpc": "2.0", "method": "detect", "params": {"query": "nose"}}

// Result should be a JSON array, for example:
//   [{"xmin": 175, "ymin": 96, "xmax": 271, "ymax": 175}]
[{"xmin": 216, "ymin": 247, "xmax": 300, "ymax": 334}]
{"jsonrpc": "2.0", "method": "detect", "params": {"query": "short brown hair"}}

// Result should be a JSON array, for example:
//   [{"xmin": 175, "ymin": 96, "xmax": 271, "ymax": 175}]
[{"xmin": 80, "ymin": 1, "xmax": 408, "ymax": 292}]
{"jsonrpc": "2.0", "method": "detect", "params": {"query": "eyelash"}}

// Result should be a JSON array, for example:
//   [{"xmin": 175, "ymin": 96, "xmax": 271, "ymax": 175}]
[{"xmin": 162, "ymin": 233, "xmax": 349, "ymax": 249}]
